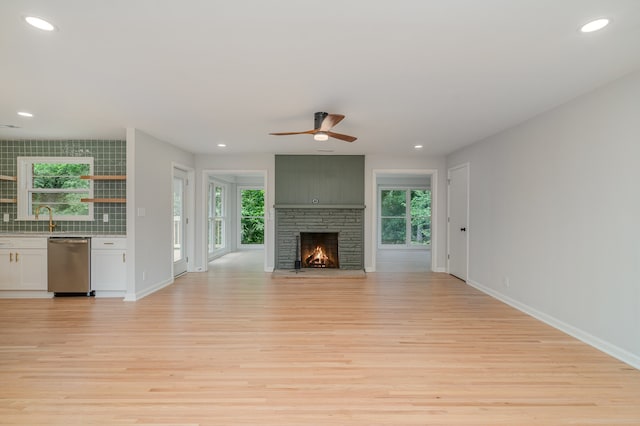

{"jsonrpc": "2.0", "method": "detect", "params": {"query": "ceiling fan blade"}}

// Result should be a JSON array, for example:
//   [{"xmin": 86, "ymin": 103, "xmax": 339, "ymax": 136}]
[
  {"xmin": 269, "ymin": 129, "xmax": 317, "ymax": 136},
  {"xmin": 319, "ymin": 114, "xmax": 345, "ymax": 131},
  {"xmin": 327, "ymin": 131, "xmax": 357, "ymax": 142}
]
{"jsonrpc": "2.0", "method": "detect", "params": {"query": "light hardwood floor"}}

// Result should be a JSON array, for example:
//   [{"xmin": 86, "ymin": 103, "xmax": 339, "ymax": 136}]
[{"xmin": 1, "ymin": 256, "xmax": 639, "ymax": 425}]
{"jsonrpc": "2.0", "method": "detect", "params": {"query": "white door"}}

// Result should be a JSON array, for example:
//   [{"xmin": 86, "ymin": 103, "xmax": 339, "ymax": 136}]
[
  {"xmin": 173, "ymin": 169, "xmax": 188, "ymax": 276},
  {"xmin": 448, "ymin": 164, "xmax": 469, "ymax": 281}
]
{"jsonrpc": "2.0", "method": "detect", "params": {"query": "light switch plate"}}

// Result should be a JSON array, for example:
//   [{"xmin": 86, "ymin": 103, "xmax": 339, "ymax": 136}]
[
  {"xmin": 3, "ymin": 213, "xmax": 9, "ymax": 222},
  {"xmin": 103, "ymin": 213, "xmax": 109, "ymax": 223}
]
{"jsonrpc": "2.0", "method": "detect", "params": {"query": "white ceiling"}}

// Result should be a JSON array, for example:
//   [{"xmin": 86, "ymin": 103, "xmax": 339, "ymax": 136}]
[{"xmin": 1, "ymin": 1, "xmax": 639, "ymax": 156}]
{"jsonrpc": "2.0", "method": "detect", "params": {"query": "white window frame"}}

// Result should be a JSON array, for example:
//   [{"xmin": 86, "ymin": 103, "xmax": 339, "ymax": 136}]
[
  {"xmin": 208, "ymin": 180, "xmax": 227, "ymax": 254},
  {"xmin": 237, "ymin": 186, "xmax": 265, "ymax": 248},
  {"xmin": 17, "ymin": 156, "xmax": 94, "ymax": 221},
  {"xmin": 378, "ymin": 186, "xmax": 431, "ymax": 249}
]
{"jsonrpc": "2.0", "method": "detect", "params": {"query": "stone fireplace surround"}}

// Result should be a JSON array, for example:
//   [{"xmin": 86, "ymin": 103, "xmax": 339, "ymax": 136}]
[{"xmin": 275, "ymin": 207, "xmax": 364, "ymax": 270}]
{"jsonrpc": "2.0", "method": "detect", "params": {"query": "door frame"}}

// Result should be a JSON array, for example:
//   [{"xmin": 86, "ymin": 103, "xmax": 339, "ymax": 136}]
[
  {"xmin": 172, "ymin": 163, "xmax": 195, "ymax": 277},
  {"xmin": 371, "ymin": 169, "xmax": 438, "ymax": 272},
  {"xmin": 447, "ymin": 162, "xmax": 470, "ymax": 281}
]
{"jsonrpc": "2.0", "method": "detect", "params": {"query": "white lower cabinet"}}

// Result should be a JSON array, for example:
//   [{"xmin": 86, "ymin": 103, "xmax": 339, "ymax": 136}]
[
  {"xmin": 91, "ymin": 238, "xmax": 127, "ymax": 297},
  {"xmin": 0, "ymin": 238, "xmax": 48, "ymax": 292}
]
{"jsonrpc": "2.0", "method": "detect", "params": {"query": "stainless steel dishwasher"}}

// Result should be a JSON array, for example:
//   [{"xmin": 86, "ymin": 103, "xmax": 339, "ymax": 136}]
[{"xmin": 47, "ymin": 237, "xmax": 93, "ymax": 295}]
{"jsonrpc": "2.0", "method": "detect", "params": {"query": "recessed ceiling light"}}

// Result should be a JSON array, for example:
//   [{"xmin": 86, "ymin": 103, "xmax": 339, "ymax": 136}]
[
  {"xmin": 217, "ymin": 143, "xmax": 227, "ymax": 148},
  {"xmin": 24, "ymin": 16, "xmax": 56, "ymax": 31},
  {"xmin": 580, "ymin": 18, "xmax": 609, "ymax": 33},
  {"xmin": 17, "ymin": 111, "xmax": 33, "ymax": 118},
  {"xmin": 414, "ymin": 145, "xmax": 423, "ymax": 149}
]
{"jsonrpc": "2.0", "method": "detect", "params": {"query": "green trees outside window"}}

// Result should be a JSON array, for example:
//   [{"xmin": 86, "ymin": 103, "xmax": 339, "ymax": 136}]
[
  {"xmin": 240, "ymin": 189, "xmax": 264, "ymax": 245},
  {"xmin": 380, "ymin": 188, "xmax": 431, "ymax": 246},
  {"xmin": 31, "ymin": 162, "xmax": 91, "ymax": 216}
]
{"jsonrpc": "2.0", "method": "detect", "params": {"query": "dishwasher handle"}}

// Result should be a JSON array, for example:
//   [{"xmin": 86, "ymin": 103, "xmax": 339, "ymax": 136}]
[{"xmin": 48, "ymin": 238, "xmax": 90, "ymax": 244}]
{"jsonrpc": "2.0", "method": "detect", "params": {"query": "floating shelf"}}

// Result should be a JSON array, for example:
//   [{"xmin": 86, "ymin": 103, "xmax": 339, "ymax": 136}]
[
  {"xmin": 79, "ymin": 176, "xmax": 126, "ymax": 203},
  {"xmin": 0, "ymin": 198, "xmax": 17, "ymax": 203},
  {"xmin": 80, "ymin": 175, "xmax": 126, "ymax": 180},
  {"xmin": 0, "ymin": 175, "xmax": 17, "ymax": 182},
  {"xmin": 81, "ymin": 198, "xmax": 126, "ymax": 203}
]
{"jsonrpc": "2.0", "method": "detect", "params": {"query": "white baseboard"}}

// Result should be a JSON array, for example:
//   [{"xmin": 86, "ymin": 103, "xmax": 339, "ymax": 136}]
[
  {"xmin": 466, "ymin": 279, "xmax": 640, "ymax": 370},
  {"xmin": 94, "ymin": 290, "xmax": 126, "ymax": 298},
  {"xmin": 433, "ymin": 267, "xmax": 447, "ymax": 273},
  {"xmin": 124, "ymin": 277, "xmax": 174, "ymax": 301}
]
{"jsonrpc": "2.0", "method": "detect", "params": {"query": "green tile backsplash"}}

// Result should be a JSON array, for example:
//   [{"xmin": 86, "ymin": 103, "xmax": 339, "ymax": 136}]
[{"xmin": 0, "ymin": 140, "xmax": 126, "ymax": 234}]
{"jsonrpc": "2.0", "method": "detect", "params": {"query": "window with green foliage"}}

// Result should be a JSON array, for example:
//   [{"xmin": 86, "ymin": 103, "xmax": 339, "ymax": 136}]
[
  {"xmin": 379, "ymin": 188, "xmax": 431, "ymax": 247},
  {"xmin": 239, "ymin": 188, "xmax": 264, "ymax": 245},
  {"xmin": 17, "ymin": 157, "xmax": 94, "ymax": 221}
]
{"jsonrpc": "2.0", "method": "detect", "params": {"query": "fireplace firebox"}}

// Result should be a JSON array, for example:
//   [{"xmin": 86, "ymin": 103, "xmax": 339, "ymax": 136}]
[{"xmin": 300, "ymin": 232, "xmax": 339, "ymax": 268}]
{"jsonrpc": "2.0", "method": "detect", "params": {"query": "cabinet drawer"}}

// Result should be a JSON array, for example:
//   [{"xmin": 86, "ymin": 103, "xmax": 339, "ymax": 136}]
[
  {"xmin": 92, "ymin": 238, "xmax": 126, "ymax": 250},
  {"xmin": 0, "ymin": 238, "xmax": 48, "ymax": 249}
]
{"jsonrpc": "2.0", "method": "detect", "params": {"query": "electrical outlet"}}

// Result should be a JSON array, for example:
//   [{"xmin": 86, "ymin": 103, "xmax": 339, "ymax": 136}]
[
  {"xmin": 142, "ymin": 270, "xmax": 147, "ymax": 281},
  {"xmin": 103, "ymin": 213, "xmax": 109, "ymax": 223},
  {"xmin": 2, "ymin": 213, "xmax": 9, "ymax": 222},
  {"xmin": 503, "ymin": 276, "xmax": 510, "ymax": 288}
]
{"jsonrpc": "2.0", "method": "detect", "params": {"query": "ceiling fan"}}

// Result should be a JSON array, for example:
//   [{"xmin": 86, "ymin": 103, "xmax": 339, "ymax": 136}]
[{"xmin": 269, "ymin": 112, "xmax": 357, "ymax": 142}]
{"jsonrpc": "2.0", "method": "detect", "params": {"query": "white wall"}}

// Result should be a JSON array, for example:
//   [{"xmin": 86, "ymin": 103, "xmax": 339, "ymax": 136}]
[
  {"xmin": 447, "ymin": 71, "xmax": 640, "ymax": 368},
  {"xmin": 194, "ymin": 154, "xmax": 275, "ymax": 271},
  {"xmin": 365, "ymin": 155, "xmax": 448, "ymax": 272},
  {"xmin": 126, "ymin": 128, "xmax": 195, "ymax": 300}
]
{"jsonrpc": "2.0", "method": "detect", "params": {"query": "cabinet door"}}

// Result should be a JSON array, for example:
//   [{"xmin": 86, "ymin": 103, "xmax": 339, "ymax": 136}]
[
  {"xmin": 0, "ymin": 249, "xmax": 47, "ymax": 290},
  {"xmin": 0, "ymin": 250, "xmax": 19, "ymax": 290},
  {"xmin": 16, "ymin": 249, "xmax": 48, "ymax": 290},
  {"xmin": 92, "ymin": 250, "xmax": 126, "ymax": 291}
]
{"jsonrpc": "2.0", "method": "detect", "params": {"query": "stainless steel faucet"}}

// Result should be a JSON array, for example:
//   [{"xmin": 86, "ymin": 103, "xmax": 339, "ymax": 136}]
[{"xmin": 35, "ymin": 205, "xmax": 56, "ymax": 233}]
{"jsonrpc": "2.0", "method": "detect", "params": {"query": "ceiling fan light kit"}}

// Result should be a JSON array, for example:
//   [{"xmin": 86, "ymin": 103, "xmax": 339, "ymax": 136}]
[
  {"xmin": 270, "ymin": 111, "xmax": 357, "ymax": 143},
  {"xmin": 314, "ymin": 132, "xmax": 329, "ymax": 141}
]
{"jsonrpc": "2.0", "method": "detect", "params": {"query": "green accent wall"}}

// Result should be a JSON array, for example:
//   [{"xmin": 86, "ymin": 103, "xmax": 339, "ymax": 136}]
[
  {"xmin": 275, "ymin": 155, "xmax": 364, "ymax": 206},
  {"xmin": 0, "ymin": 140, "xmax": 126, "ymax": 234}
]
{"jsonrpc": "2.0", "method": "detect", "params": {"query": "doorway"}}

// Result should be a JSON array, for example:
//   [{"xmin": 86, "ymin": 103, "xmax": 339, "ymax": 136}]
[
  {"xmin": 372, "ymin": 170, "xmax": 438, "ymax": 272},
  {"xmin": 203, "ymin": 171, "xmax": 268, "ymax": 272}
]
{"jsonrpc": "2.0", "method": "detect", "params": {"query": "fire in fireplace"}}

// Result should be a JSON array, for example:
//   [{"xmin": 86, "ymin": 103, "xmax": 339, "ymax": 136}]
[{"xmin": 300, "ymin": 232, "xmax": 339, "ymax": 268}]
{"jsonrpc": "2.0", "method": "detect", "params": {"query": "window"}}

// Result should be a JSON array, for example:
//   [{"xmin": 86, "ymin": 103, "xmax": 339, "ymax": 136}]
[
  {"xmin": 208, "ymin": 181, "xmax": 226, "ymax": 254},
  {"xmin": 239, "ymin": 188, "xmax": 264, "ymax": 246},
  {"xmin": 379, "ymin": 187, "xmax": 431, "ymax": 247},
  {"xmin": 17, "ymin": 157, "xmax": 94, "ymax": 221}
]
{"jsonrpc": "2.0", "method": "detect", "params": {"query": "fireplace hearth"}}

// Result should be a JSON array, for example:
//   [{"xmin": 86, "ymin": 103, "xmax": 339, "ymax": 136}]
[{"xmin": 300, "ymin": 232, "xmax": 339, "ymax": 268}]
